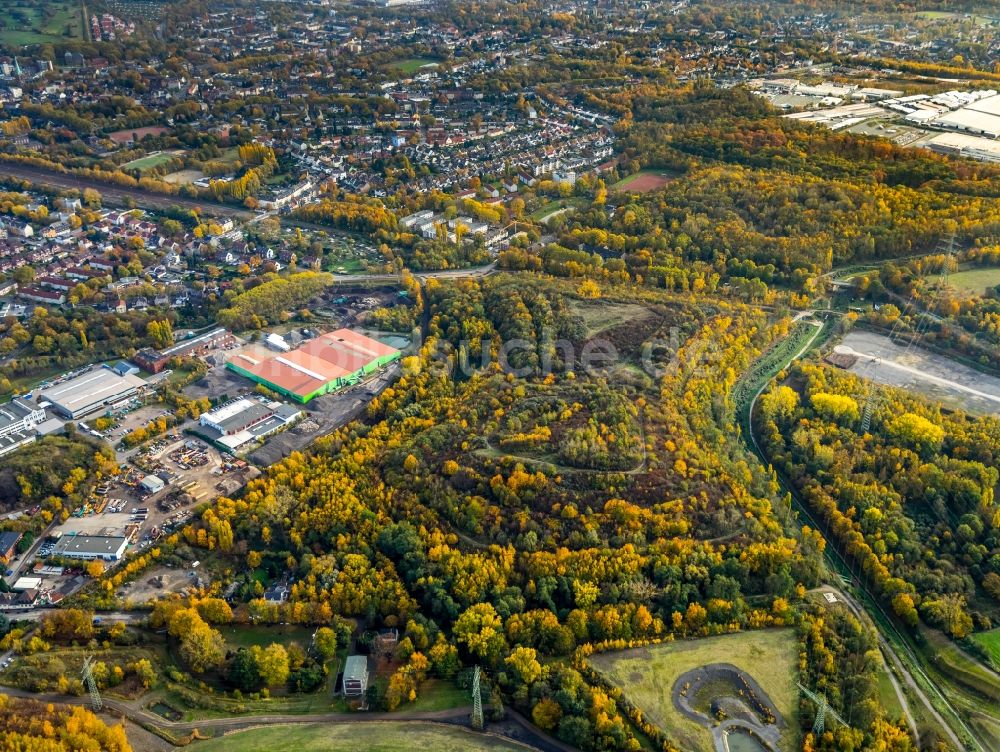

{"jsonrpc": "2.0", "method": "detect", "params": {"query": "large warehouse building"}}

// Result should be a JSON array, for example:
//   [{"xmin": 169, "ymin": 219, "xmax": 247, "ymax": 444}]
[
  {"xmin": 37, "ymin": 367, "xmax": 147, "ymax": 419},
  {"xmin": 198, "ymin": 396, "xmax": 303, "ymax": 450},
  {"xmin": 226, "ymin": 329, "xmax": 400, "ymax": 403}
]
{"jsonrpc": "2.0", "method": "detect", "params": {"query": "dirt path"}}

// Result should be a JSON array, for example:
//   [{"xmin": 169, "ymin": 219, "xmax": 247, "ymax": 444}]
[{"xmin": 0, "ymin": 683, "xmax": 472, "ymax": 734}]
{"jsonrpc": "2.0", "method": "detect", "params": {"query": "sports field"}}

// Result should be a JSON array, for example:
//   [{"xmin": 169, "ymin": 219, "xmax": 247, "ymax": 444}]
[
  {"xmin": 389, "ymin": 57, "xmax": 441, "ymax": 75},
  {"xmin": 193, "ymin": 722, "xmax": 534, "ymax": 751},
  {"xmin": 916, "ymin": 10, "xmax": 997, "ymax": 25},
  {"xmin": 0, "ymin": 1, "xmax": 84, "ymax": 47},
  {"xmin": 122, "ymin": 152, "xmax": 176, "ymax": 172},
  {"xmin": 612, "ymin": 169, "xmax": 673, "ymax": 193},
  {"xmin": 588, "ymin": 629, "xmax": 800, "ymax": 752}
]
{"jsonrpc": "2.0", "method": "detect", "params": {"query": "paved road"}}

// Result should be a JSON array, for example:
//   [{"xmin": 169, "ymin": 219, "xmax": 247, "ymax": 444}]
[
  {"xmin": 327, "ymin": 262, "xmax": 496, "ymax": 286},
  {"xmin": 836, "ymin": 343, "xmax": 1000, "ymax": 409},
  {"xmin": 1, "ymin": 163, "xmax": 254, "ymax": 219}
]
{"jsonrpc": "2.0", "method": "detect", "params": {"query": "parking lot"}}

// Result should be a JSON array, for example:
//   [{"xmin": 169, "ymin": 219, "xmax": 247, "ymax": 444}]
[{"xmin": 182, "ymin": 363, "xmax": 250, "ymax": 403}]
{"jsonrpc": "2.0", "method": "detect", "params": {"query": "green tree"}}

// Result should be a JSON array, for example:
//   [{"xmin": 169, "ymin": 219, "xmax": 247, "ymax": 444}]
[
  {"xmin": 251, "ymin": 643, "xmax": 290, "ymax": 687},
  {"xmin": 454, "ymin": 603, "xmax": 507, "ymax": 665},
  {"xmin": 314, "ymin": 627, "xmax": 338, "ymax": 660},
  {"xmin": 227, "ymin": 648, "xmax": 261, "ymax": 691},
  {"xmin": 179, "ymin": 621, "xmax": 227, "ymax": 673}
]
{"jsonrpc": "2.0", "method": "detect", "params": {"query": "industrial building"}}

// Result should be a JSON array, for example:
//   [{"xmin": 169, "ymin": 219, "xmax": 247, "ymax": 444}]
[
  {"xmin": 52, "ymin": 534, "xmax": 129, "ymax": 561},
  {"xmin": 198, "ymin": 397, "xmax": 302, "ymax": 451},
  {"xmin": 139, "ymin": 475, "xmax": 166, "ymax": 495},
  {"xmin": 37, "ymin": 367, "xmax": 147, "ymax": 419},
  {"xmin": 226, "ymin": 329, "xmax": 400, "ymax": 403},
  {"xmin": 133, "ymin": 327, "xmax": 235, "ymax": 373},
  {"xmin": 0, "ymin": 398, "xmax": 46, "ymax": 456}
]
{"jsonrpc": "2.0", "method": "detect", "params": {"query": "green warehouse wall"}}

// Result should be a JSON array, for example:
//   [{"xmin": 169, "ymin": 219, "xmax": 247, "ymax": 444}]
[{"xmin": 226, "ymin": 351, "xmax": 401, "ymax": 404}]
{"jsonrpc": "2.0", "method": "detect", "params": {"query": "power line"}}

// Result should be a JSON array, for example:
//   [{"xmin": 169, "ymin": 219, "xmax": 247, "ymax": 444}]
[
  {"xmin": 798, "ymin": 682, "xmax": 848, "ymax": 736},
  {"xmin": 860, "ymin": 231, "xmax": 956, "ymax": 432}
]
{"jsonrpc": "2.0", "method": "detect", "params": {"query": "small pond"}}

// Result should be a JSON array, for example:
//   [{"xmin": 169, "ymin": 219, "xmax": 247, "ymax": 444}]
[
  {"xmin": 149, "ymin": 702, "xmax": 182, "ymax": 721},
  {"xmin": 727, "ymin": 729, "xmax": 770, "ymax": 752}
]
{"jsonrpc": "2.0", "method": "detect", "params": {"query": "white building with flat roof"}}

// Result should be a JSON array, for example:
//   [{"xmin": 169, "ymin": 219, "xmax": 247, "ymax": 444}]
[
  {"xmin": 37, "ymin": 368, "xmax": 146, "ymax": 419},
  {"xmin": 0, "ymin": 397, "xmax": 46, "ymax": 456},
  {"xmin": 52, "ymin": 534, "xmax": 129, "ymax": 561}
]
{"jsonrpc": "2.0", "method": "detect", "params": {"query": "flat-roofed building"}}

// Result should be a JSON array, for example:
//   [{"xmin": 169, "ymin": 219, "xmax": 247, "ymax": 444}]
[
  {"xmin": 226, "ymin": 329, "xmax": 400, "ymax": 403},
  {"xmin": 52, "ymin": 534, "xmax": 129, "ymax": 561},
  {"xmin": 37, "ymin": 368, "xmax": 146, "ymax": 419},
  {"xmin": 933, "ymin": 108, "xmax": 1000, "ymax": 139},
  {"xmin": 198, "ymin": 397, "xmax": 302, "ymax": 451},
  {"xmin": 200, "ymin": 398, "xmax": 274, "ymax": 435},
  {"xmin": 0, "ymin": 397, "xmax": 46, "ymax": 456}
]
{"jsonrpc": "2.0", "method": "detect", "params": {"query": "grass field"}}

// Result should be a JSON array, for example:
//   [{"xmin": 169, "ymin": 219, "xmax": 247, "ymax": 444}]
[
  {"xmin": 589, "ymin": 630, "xmax": 800, "ymax": 752},
  {"xmin": 920, "ymin": 626, "xmax": 1000, "ymax": 704},
  {"xmin": 0, "ymin": 1, "xmax": 84, "ymax": 47},
  {"xmin": 217, "ymin": 624, "xmax": 316, "ymax": 649},
  {"xmin": 916, "ymin": 10, "xmax": 997, "ymax": 25},
  {"xmin": 875, "ymin": 667, "xmax": 906, "ymax": 721},
  {"xmin": 193, "ymin": 722, "xmax": 531, "ymax": 751},
  {"xmin": 122, "ymin": 152, "xmax": 176, "ymax": 172},
  {"xmin": 612, "ymin": 169, "xmax": 674, "ymax": 193},
  {"xmin": 389, "ymin": 57, "xmax": 441, "ymax": 75},
  {"xmin": 529, "ymin": 197, "xmax": 586, "ymax": 222},
  {"xmin": 931, "ymin": 266, "xmax": 1000, "ymax": 295},
  {"xmin": 972, "ymin": 628, "xmax": 1000, "ymax": 669},
  {"xmin": 569, "ymin": 300, "xmax": 652, "ymax": 337},
  {"xmin": 328, "ymin": 257, "xmax": 366, "ymax": 274}
]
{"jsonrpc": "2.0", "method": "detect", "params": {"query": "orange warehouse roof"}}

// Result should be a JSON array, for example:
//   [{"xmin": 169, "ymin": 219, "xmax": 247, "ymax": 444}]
[{"xmin": 229, "ymin": 330, "xmax": 399, "ymax": 398}]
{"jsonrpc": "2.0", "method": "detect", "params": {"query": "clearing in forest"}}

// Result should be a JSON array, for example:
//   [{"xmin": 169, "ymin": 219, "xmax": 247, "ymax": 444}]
[
  {"xmin": 588, "ymin": 629, "xmax": 800, "ymax": 752},
  {"xmin": 612, "ymin": 170, "xmax": 674, "ymax": 193},
  {"xmin": 930, "ymin": 266, "xmax": 1000, "ymax": 295}
]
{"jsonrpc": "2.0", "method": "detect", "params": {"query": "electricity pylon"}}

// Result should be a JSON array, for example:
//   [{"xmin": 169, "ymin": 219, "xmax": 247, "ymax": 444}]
[
  {"xmin": 859, "ymin": 354, "xmax": 884, "ymax": 433},
  {"xmin": 471, "ymin": 665, "xmax": 484, "ymax": 730},
  {"xmin": 81, "ymin": 655, "xmax": 102, "ymax": 711},
  {"xmin": 798, "ymin": 682, "xmax": 847, "ymax": 736}
]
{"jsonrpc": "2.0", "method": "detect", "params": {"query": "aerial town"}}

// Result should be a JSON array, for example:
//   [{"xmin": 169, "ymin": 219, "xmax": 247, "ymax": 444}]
[{"xmin": 1, "ymin": 2, "xmax": 1000, "ymax": 752}]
